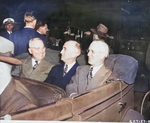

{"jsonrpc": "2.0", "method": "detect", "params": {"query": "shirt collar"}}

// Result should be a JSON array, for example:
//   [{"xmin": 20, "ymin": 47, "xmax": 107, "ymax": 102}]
[
  {"xmin": 24, "ymin": 26, "xmax": 34, "ymax": 29},
  {"xmin": 64, "ymin": 61, "xmax": 76, "ymax": 72},
  {"xmin": 37, "ymin": 30, "xmax": 42, "ymax": 34},
  {"xmin": 32, "ymin": 58, "xmax": 41, "ymax": 67},
  {"xmin": 91, "ymin": 64, "xmax": 104, "ymax": 77},
  {"xmin": 7, "ymin": 30, "xmax": 12, "ymax": 34}
]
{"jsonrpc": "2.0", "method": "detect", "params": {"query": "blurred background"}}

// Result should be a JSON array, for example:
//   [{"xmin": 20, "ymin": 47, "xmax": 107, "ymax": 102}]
[
  {"xmin": 0, "ymin": 0, "xmax": 150, "ymax": 117},
  {"xmin": 0, "ymin": 0, "xmax": 150, "ymax": 47}
]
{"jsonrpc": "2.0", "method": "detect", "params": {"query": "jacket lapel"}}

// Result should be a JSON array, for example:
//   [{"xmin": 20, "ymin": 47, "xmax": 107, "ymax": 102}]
[
  {"xmin": 22, "ymin": 56, "xmax": 33, "ymax": 77},
  {"xmin": 65, "ymin": 61, "xmax": 79, "ymax": 77},
  {"xmin": 78, "ymin": 66, "xmax": 90, "ymax": 93},
  {"xmin": 31, "ymin": 59, "xmax": 45, "ymax": 75},
  {"xmin": 86, "ymin": 65, "xmax": 108, "ymax": 91}
]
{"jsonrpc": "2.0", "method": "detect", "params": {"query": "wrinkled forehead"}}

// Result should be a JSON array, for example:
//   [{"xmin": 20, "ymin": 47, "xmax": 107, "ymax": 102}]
[
  {"xmin": 30, "ymin": 40, "xmax": 44, "ymax": 47},
  {"xmin": 89, "ymin": 41, "xmax": 108, "ymax": 54},
  {"xmin": 63, "ymin": 41, "xmax": 76, "ymax": 49},
  {"xmin": 89, "ymin": 41, "xmax": 101, "ymax": 51}
]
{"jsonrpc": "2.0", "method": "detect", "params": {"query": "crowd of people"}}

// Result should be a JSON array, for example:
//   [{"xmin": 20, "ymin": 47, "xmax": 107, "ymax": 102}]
[{"xmin": 0, "ymin": 10, "xmax": 114, "ymax": 117}]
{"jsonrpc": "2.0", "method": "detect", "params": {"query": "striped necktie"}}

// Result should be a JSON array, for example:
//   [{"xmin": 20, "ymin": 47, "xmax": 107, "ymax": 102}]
[
  {"xmin": 33, "ymin": 61, "xmax": 38, "ymax": 69},
  {"xmin": 87, "ymin": 67, "xmax": 93, "ymax": 83},
  {"xmin": 63, "ymin": 64, "xmax": 68, "ymax": 76}
]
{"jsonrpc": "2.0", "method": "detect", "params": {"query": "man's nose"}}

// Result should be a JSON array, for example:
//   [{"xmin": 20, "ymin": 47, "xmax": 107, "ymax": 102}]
[
  {"xmin": 60, "ymin": 49, "xmax": 64, "ymax": 54},
  {"xmin": 87, "ymin": 51, "xmax": 91, "ymax": 56},
  {"xmin": 39, "ymin": 48, "xmax": 45, "ymax": 53}
]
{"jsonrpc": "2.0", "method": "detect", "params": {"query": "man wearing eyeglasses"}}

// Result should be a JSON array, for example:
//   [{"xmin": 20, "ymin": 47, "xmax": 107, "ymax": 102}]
[
  {"xmin": 66, "ymin": 40, "xmax": 112, "ymax": 98},
  {"xmin": 12, "ymin": 38, "xmax": 54, "ymax": 81}
]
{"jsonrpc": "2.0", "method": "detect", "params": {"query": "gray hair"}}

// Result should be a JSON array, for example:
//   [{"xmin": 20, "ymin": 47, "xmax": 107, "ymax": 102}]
[
  {"xmin": 29, "ymin": 38, "xmax": 43, "ymax": 48},
  {"xmin": 92, "ymin": 40, "xmax": 109, "ymax": 58}
]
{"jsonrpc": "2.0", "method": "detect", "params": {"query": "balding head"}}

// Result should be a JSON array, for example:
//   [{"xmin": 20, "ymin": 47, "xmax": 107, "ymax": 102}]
[{"xmin": 60, "ymin": 40, "xmax": 81, "ymax": 64}]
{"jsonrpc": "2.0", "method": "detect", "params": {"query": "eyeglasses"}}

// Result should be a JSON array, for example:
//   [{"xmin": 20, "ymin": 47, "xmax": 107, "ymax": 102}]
[
  {"xmin": 31, "ymin": 47, "xmax": 45, "ymax": 50},
  {"xmin": 87, "ymin": 49, "xmax": 100, "ymax": 54}
]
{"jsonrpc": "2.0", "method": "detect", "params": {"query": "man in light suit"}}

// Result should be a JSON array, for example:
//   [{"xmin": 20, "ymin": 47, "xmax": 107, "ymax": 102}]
[
  {"xmin": 66, "ymin": 40, "xmax": 112, "ymax": 98},
  {"xmin": 0, "ymin": 36, "xmax": 38, "ymax": 118},
  {"xmin": 12, "ymin": 38, "xmax": 54, "ymax": 82},
  {"xmin": 44, "ymin": 40, "xmax": 81, "ymax": 90}
]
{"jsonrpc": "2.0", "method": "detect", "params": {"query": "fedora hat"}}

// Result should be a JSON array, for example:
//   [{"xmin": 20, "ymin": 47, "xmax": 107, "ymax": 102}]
[
  {"xmin": 90, "ymin": 23, "xmax": 114, "ymax": 39},
  {"xmin": 0, "ymin": 36, "xmax": 22, "ymax": 65}
]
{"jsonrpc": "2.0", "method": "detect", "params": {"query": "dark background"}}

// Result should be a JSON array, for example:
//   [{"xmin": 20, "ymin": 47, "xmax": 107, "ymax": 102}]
[
  {"xmin": 1, "ymin": 0, "xmax": 150, "ymax": 38},
  {"xmin": 1, "ymin": 0, "xmax": 150, "ymax": 110},
  {"xmin": 0, "ymin": 0, "xmax": 150, "ymax": 53},
  {"xmin": 0, "ymin": 0, "xmax": 150, "ymax": 115}
]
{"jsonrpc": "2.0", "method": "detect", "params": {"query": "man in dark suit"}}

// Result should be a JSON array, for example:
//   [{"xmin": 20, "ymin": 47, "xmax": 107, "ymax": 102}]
[
  {"xmin": 35, "ymin": 21, "xmax": 48, "ymax": 47},
  {"xmin": 66, "ymin": 40, "xmax": 112, "ymax": 98},
  {"xmin": 0, "ymin": 18, "xmax": 14, "ymax": 39},
  {"xmin": 44, "ymin": 40, "xmax": 81, "ymax": 90},
  {"xmin": 0, "ymin": 36, "xmax": 38, "ymax": 117},
  {"xmin": 12, "ymin": 38, "xmax": 54, "ymax": 82},
  {"xmin": 9, "ymin": 11, "xmax": 38, "ymax": 56}
]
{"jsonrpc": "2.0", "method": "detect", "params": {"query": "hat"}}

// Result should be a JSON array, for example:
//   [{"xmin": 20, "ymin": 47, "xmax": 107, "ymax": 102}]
[
  {"xmin": 24, "ymin": 11, "xmax": 37, "ymax": 22},
  {"xmin": 90, "ymin": 23, "xmax": 114, "ymax": 39},
  {"xmin": 3, "ymin": 18, "xmax": 15, "ymax": 25},
  {"xmin": 0, "ymin": 36, "xmax": 22, "ymax": 65}
]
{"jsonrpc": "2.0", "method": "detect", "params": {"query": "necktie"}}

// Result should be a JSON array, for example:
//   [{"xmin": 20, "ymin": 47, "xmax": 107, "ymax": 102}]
[
  {"xmin": 87, "ymin": 67, "xmax": 93, "ymax": 83},
  {"xmin": 33, "ymin": 61, "xmax": 38, "ymax": 69},
  {"xmin": 63, "ymin": 64, "xmax": 68, "ymax": 76}
]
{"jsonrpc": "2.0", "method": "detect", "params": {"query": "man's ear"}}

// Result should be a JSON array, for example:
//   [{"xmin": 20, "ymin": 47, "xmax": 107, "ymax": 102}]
[
  {"xmin": 75, "ymin": 49, "xmax": 81, "ymax": 57},
  {"xmin": 99, "ymin": 52, "xmax": 106, "ymax": 60},
  {"xmin": 33, "ymin": 19, "xmax": 37, "ymax": 24},
  {"xmin": 77, "ymin": 50, "xmax": 81, "ymax": 57},
  {"xmin": 28, "ymin": 48, "xmax": 32, "ymax": 54},
  {"xmin": 72, "ymin": 51, "xmax": 80, "ymax": 58}
]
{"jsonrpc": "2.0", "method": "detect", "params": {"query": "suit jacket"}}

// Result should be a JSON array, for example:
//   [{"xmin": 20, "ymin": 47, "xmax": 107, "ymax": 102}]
[
  {"xmin": 44, "ymin": 61, "xmax": 79, "ymax": 90},
  {"xmin": 0, "ymin": 78, "xmax": 38, "ymax": 117},
  {"xmin": 0, "ymin": 30, "xmax": 11, "ymax": 39},
  {"xmin": 12, "ymin": 56, "xmax": 54, "ymax": 82},
  {"xmin": 35, "ymin": 32, "xmax": 47, "ymax": 47},
  {"xmin": 9, "ymin": 28, "xmax": 47, "ymax": 56},
  {"xmin": 9, "ymin": 28, "xmax": 38, "ymax": 56},
  {"xmin": 66, "ymin": 65, "xmax": 112, "ymax": 96}
]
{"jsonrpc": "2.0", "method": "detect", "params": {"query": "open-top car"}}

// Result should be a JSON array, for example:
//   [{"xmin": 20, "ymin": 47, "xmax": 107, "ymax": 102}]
[{"xmin": 2, "ymin": 52, "xmax": 144, "ymax": 122}]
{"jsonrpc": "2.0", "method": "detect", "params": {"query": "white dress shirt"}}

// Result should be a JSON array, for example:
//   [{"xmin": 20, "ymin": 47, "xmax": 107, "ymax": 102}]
[
  {"xmin": 91, "ymin": 64, "xmax": 104, "ymax": 77},
  {"xmin": 32, "ymin": 58, "xmax": 41, "ymax": 67},
  {"xmin": 64, "ymin": 61, "xmax": 76, "ymax": 73}
]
